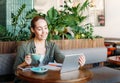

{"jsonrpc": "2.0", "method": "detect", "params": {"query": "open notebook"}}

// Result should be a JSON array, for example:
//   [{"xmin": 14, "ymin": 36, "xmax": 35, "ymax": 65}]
[{"xmin": 45, "ymin": 53, "xmax": 84, "ymax": 73}]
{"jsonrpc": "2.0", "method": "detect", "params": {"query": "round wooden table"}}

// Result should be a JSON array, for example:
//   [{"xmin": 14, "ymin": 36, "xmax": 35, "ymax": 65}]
[
  {"xmin": 108, "ymin": 56, "xmax": 120, "ymax": 65},
  {"xmin": 16, "ymin": 67, "xmax": 93, "ymax": 83}
]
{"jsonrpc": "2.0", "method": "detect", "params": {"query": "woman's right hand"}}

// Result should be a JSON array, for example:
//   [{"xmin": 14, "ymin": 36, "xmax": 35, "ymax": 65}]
[
  {"xmin": 79, "ymin": 55, "xmax": 86, "ymax": 67},
  {"xmin": 25, "ymin": 55, "xmax": 32, "ymax": 65},
  {"xmin": 17, "ymin": 55, "xmax": 32, "ymax": 68}
]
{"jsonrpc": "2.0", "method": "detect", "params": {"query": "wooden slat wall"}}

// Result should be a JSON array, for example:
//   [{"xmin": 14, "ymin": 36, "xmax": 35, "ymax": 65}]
[
  {"xmin": 51, "ymin": 38, "xmax": 105, "ymax": 50},
  {"xmin": 0, "ymin": 41, "xmax": 17, "ymax": 54},
  {"xmin": 0, "ymin": 38, "xmax": 105, "ymax": 53}
]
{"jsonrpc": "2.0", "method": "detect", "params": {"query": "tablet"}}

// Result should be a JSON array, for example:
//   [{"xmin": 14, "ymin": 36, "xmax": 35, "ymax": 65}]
[{"xmin": 60, "ymin": 53, "xmax": 84, "ymax": 73}]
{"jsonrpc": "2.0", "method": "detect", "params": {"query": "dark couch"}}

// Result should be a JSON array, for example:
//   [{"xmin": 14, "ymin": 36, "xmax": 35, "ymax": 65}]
[
  {"xmin": 61, "ymin": 47, "xmax": 120, "ymax": 83},
  {"xmin": 0, "ymin": 53, "xmax": 16, "ymax": 82},
  {"xmin": 1, "ymin": 47, "xmax": 120, "ymax": 83}
]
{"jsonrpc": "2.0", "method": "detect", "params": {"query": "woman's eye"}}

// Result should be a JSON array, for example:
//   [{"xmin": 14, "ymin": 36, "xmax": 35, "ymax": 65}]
[
  {"xmin": 37, "ymin": 28, "xmax": 42, "ymax": 31},
  {"xmin": 45, "ymin": 27, "xmax": 48, "ymax": 29}
]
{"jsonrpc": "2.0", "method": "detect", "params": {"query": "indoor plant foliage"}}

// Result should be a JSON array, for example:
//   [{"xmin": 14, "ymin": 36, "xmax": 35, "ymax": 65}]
[
  {"xmin": 0, "ymin": 0, "xmax": 100, "ymax": 41},
  {"xmin": 0, "ymin": 4, "xmax": 43, "ymax": 53},
  {"xmin": 0, "ymin": 1, "xmax": 104, "ymax": 53},
  {"xmin": 1, "ymin": 4, "xmax": 43, "ymax": 41},
  {"xmin": 0, "ymin": 25, "xmax": 7, "ymax": 41},
  {"xmin": 44, "ymin": 0, "xmax": 104, "ymax": 49},
  {"xmin": 45, "ymin": 0, "xmax": 97, "ymax": 40}
]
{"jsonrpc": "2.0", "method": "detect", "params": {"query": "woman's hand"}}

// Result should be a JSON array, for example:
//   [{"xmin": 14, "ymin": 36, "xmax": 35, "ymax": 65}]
[
  {"xmin": 17, "ymin": 55, "xmax": 32, "ymax": 68},
  {"xmin": 25, "ymin": 55, "xmax": 32, "ymax": 65},
  {"xmin": 79, "ymin": 55, "xmax": 86, "ymax": 67}
]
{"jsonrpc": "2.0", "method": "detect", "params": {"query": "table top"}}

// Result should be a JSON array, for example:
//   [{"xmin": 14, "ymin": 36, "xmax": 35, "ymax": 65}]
[
  {"xmin": 16, "ymin": 67, "xmax": 93, "ymax": 83},
  {"xmin": 108, "ymin": 56, "xmax": 120, "ymax": 65}
]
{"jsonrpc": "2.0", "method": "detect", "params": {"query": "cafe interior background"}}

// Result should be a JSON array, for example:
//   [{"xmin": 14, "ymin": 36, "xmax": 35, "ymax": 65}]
[
  {"xmin": 0, "ymin": 0, "xmax": 120, "ymax": 39},
  {"xmin": 0, "ymin": 0, "xmax": 120, "ymax": 83},
  {"xmin": 34, "ymin": 0, "xmax": 120, "ymax": 39}
]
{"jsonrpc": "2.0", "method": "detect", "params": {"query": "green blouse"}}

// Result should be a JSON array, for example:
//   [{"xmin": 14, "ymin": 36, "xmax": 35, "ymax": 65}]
[{"xmin": 13, "ymin": 39, "xmax": 65, "ymax": 70}]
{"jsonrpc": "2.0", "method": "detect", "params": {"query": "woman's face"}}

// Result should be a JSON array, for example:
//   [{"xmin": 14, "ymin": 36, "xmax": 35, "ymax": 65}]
[{"xmin": 31, "ymin": 19, "xmax": 48, "ymax": 40}]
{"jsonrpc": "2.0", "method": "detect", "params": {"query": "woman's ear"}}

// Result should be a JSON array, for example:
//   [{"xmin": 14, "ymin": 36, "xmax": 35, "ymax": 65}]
[{"xmin": 31, "ymin": 27, "xmax": 34, "ymax": 33}]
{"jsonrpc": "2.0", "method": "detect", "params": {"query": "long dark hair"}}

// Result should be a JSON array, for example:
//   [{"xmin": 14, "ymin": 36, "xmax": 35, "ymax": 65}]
[{"xmin": 30, "ymin": 16, "xmax": 46, "ymax": 39}]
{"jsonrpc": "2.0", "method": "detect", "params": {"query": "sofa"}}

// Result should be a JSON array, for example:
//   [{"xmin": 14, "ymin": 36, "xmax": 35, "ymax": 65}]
[
  {"xmin": 61, "ymin": 47, "xmax": 120, "ymax": 83},
  {"xmin": 61, "ymin": 47, "xmax": 107, "ymax": 65},
  {"xmin": 0, "ymin": 53, "xmax": 16, "ymax": 82},
  {"xmin": 1, "ymin": 47, "xmax": 120, "ymax": 83}
]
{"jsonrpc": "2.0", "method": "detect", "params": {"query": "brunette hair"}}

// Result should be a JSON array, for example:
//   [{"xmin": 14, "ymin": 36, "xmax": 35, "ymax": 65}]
[{"xmin": 30, "ymin": 16, "xmax": 46, "ymax": 38}]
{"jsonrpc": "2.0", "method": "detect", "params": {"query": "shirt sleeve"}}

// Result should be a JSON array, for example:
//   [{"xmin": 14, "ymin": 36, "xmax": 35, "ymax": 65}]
[
  {"xmin": 54, "ymin": 44, "xmax": 65, "ymax": 63},
  {"xmin": 13, "ymin": 45, "xmax": 26, "ymax": 71}
]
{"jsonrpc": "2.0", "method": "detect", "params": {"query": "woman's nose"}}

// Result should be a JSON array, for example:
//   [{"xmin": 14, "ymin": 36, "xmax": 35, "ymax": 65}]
[
  {"xmin": 42, "ymin": 29, "xmax": 47, "ymax": 34},
  {"xmin": 42, "ymin": 29, "xmax": 45, "ymax": 33}
]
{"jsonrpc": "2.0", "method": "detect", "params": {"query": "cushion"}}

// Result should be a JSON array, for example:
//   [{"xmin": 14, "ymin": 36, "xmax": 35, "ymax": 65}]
[
  {"xmin": 61, "ymin": 47, "xmax": 107, "ymax": 64},
  {"xmin": 0, "ymin": 53, "xmax": 16, "ymax": 75},
  {"xmin": 88, "ymin": 67, "xmax": 120, "ymax": 83}
]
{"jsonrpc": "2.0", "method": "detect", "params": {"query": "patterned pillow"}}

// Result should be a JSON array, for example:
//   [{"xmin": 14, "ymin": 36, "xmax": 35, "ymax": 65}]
[{"xmin": 0, "ymin": 53, "xmax": 16, "ymax": 75}]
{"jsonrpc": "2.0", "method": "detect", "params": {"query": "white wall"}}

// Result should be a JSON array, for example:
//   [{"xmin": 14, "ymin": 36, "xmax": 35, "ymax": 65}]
[
  {"xmin": 93, "ymin": 0, "xmax": 120, "ymax": 38},
  {"xmin": 34, "ymin": 0, "xmax": 57, "ymax": 14}
]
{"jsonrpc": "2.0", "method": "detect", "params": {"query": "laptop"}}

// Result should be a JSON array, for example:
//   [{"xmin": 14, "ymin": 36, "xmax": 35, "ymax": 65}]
[{"xmin": 60, "ymin": 53, "xmax": 84, "ymax": 73}]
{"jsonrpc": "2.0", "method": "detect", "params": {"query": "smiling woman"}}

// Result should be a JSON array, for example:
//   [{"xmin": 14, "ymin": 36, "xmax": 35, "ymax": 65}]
[{"xmin": 13, "ymin": 16, "xmax": 86, "ymax": 83}]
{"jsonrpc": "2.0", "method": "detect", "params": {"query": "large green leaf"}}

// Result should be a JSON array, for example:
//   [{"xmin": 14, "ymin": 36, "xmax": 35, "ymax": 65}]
[
  {"xmin": 45, "ymin": 7, "xmax": 59, "ymax": 25},
  {"xmin": 80, "ymin": 0, "xmax": 89, "ymax": 11}
]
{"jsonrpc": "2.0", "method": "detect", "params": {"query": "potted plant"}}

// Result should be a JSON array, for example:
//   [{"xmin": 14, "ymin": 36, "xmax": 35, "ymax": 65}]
[
  {"xmin": 45, "ymin": 0, "xmax": 90, "ymax": 40},
  {"xmin": 44, "ymin": 0, "xmax": 104, "ymax": 49},
  {"xmin": 0, "ymin": 4, "xmax": 42, "ymax": 53},
  {"xmin": 0, "ymin": 1, "xmax": 105, "ymax": 53}
]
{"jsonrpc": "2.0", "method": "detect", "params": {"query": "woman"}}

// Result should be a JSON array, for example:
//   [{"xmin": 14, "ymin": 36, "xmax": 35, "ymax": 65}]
[{"xmin": 13, "ymin": 16, "xmax": 85, "ymax": 82}]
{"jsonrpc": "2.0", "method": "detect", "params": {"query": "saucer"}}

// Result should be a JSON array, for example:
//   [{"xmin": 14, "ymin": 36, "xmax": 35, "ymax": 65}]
[{"xmin": 30, "ymin": 67, "xmax": 48, "ymax": 74}]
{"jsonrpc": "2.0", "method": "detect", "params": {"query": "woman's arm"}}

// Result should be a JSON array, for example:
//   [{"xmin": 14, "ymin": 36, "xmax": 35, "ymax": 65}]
[
  {"xmin": 54, "ymin": 44, "xmax": 65, "ymax": 63},
  {"xmin": 13, "ymin": 45, "xmax": 31, "ymax": 70},
  {"xmin": 17, "ymin": 55, "xmax": 32, "ymax": 68}
]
